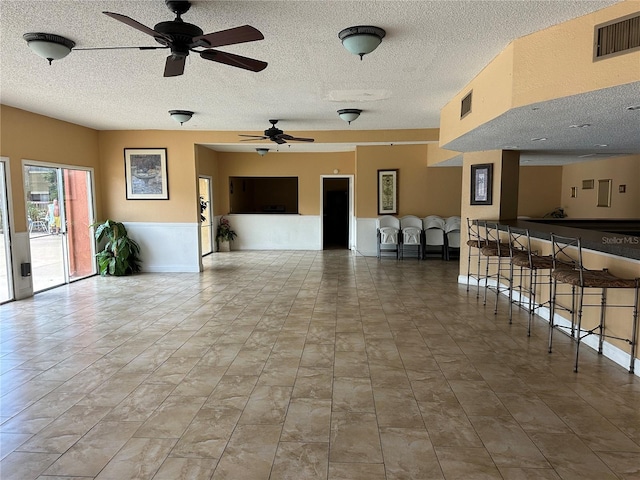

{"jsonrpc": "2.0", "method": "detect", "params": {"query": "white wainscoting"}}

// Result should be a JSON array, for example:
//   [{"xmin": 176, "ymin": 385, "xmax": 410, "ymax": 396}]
[
  {"xmin": 221, "ymin": 215, "xmax": 321, "ymax": 251},
  {"xmin": 124, "ymin": 222, "xmax": 200, "ymax": 273},
  {"xmin": 12, "ymin": 231, "xmax": 33, "ymax": 299},
  {"xmin": 355, "ymin": 218, "xmax": 378, "ymax": 257}
]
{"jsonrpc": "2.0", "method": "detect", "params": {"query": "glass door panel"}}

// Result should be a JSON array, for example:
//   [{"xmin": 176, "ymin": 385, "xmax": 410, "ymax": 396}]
[
  {"xmin": 63, "ymin": 168, "xmax": 95, "ymax": 280},
  {"xmin": 0, "ymin": 160, "xmax": 13, "ymax": 303}
]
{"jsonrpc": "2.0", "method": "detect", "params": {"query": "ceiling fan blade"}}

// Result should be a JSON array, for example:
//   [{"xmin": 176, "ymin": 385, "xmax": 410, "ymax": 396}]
[
  {"xmin": 193, "ymin": 25, "xmax": 264, "ymax": 48},
  {"xmin": 279, "ymin": 134, "xmax": 315, "ymax": 143},
  {"xmin": 103, "ymin": 12, "xmax": 170, "ymax": 41},
  {"xmin": 239, "ymin": 137, "xmax": 268, "ymax": 142},
  {"xmin": 164, "ymin": 55, "xmax": 186, "ymax": 77},
  {"xmin": 274, "ymin": 137, "xmax": 287, "ymax": 145},
  {"xmin": 200, "ymin": 49, "xmax": 267, "ymax": 72}
]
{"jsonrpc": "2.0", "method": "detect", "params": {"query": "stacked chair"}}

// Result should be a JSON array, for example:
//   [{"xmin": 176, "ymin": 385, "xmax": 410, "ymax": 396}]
[
  {"xmin": 376, "ymin": 215, "xmax": 400, "ymax": 259},
  {"xmin": 400, "ymin": 215, "xmax": 423, "ymax": 259},
  {"xmin": 423, "ymin": 215, "xmax": 446, "ymax": 259},
  {"xmin": 548, "ymin": 234, "xmax": 640, "ymax": 373},
  {"xmin": 444, "ymin": 216, "xmax": 462, "ymax": 260}
]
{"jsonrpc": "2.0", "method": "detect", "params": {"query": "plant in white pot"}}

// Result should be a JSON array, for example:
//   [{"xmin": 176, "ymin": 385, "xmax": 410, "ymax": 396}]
[{"xmin": 215, "ymin": 216, "xmax": 237, "ymax": 251}]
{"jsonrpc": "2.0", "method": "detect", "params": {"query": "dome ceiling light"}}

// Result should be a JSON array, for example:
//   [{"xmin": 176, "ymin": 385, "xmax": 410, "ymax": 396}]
[
  {"xmin": 23, "ymin": 32, "xmax": 75, "ymax": 64},
  {"xmin": 169, "ymin": 110, "xmax": 194, "ymax": 125},
  {"xmin": 337, "ymin": 108, "xmax": 362, "ymax": 125},
  {"xmin": 256, "ymin": 148, "xmax": 269, "ymax": 156},
  {"xmin": 338, "ymin": 26, "xmax": 385, "ymax": 60}
]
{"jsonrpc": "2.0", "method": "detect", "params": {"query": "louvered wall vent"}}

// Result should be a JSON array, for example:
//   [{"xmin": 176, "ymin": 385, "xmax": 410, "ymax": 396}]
[
  {"xmin": 460, "ymin": 91, "xmax": 472, "ymax": 118},
  {"xmin": 595, "ymin": 13, "xmax": 640, "ymax": 59}
]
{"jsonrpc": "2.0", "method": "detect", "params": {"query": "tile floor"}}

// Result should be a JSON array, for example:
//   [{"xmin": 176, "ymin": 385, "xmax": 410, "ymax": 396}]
[{"xmin": 1, "ymin": 250, "xmax": 639, "ymax": 480}]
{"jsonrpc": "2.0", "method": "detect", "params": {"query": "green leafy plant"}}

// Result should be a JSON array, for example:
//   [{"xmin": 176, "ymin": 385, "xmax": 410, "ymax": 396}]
[
  {"xmin": 92, "ymin": 219, "xmax": 141, "ymax": 276},
  {"xmin": 215, "ymin": 216, "xmax": 237, "ymax": 243}
]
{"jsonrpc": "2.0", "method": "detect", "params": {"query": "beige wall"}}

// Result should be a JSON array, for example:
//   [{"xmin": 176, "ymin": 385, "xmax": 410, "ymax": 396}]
[
  {"xmin": 518, "ymin": 166, "xmax": 563, "ymax": 218},
  {"xmin": 561, "ymin": 155, "xmax": 640, "ymax": 218},
  {"xmin": 0, "ymin": 105, "xmax": 100, "ymax": 232},
  {"xmin": 214, "ymin": 151, "xmax": 355, "ymax": 216},
  {"xmin": 355, "ymin": 144, "xmax": 463, "ymax": 218},
  {"xmin": 98, "ymin": 130, "xmax": 202, "ymax": 223}
]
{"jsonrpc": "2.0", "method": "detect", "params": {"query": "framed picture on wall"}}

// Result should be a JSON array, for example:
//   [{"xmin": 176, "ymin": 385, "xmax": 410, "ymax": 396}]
[
  {"xmin": 124, "ymin": 148, "xmax": 169, "ymax": 200},
  {"xmin": 470, "ymin": 163, "xmax": 492, "ymax": 205},
  {"xmin": 378, "ymin": 169, "xmax": 398, "ymax": 215}
]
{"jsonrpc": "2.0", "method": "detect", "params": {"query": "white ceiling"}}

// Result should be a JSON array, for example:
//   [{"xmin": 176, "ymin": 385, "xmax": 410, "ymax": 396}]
[{"xmin": 1, "ymin": 0, "xmax": 638, "ymax": 165}]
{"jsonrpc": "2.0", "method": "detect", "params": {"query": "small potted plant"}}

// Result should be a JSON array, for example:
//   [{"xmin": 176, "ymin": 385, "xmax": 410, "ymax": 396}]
[{"xmin": 215, "ymin": 216, "xmax": 237, "ymax": 252}]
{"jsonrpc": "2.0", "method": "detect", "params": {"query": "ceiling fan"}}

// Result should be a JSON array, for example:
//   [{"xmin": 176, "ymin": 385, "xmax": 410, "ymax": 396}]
[
  {"xmin": 100, "ymin": 0, "xmax": 267, "ymax": 77},
  {"xmin": 239, "ymin": 120, "xmax": 315, "ymax": 145}
]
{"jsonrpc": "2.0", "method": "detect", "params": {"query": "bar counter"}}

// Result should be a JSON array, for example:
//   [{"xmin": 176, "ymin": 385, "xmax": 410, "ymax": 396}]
[{"xmin": 479, "ymin": 219, "xmax": 640, "ymax": 261}]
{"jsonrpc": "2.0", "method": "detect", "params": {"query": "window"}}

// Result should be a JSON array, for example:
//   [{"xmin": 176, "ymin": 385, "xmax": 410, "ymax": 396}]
[{"xmin": 229, "ymin": 177, "xmax": 299, "ymax": 214}]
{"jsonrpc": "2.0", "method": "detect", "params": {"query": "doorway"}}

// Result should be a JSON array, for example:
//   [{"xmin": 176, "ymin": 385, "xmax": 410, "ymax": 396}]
[
  {"xmin": 0, "ymin": 159, "xmax": 13, "ymax": 303},
  {"xmin": 199, "ymin": 176, "xmax": 213, "ymax": 256},
  {"xmin": 322, "ymin": 177, "xmax": 350, "ymax": 250},
  {"xmin": 23, "ymin": 163, "xmax": 96, "ymax": 292}
]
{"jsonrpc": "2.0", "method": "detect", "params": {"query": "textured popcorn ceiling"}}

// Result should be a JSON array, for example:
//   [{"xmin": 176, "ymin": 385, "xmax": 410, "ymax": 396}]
[{"xmin": 1, "ymin": 0, "xmax": 637, "ymax": 164}]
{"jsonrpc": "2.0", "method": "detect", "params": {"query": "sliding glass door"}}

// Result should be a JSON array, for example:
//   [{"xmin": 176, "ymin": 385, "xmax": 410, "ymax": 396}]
[{"xmin": 24, "ymin": 163, "xmax": 96, "ymax": 292}]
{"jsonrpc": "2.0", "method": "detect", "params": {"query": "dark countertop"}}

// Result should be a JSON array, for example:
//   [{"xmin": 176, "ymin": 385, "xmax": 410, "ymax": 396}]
[{"xmin": 476, "ymin": 219, "xmax": 640, "ymax": 261}]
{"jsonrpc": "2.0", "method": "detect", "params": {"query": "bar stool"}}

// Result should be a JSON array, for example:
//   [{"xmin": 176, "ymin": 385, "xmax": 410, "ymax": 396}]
[
  {"xmin": 507, "ymin": 226, "xmax": 553, "ymax": 336},
  {"xmin": 548, "ymin": 234, "xmax": 640, "ymax": 373},
  {"xmin": 480, "ymin": 222, "xmax": 511, "ymax": 314},
  {"xmin": 465, "ymin": 218, "xmax": 484, "ymax": 296}
]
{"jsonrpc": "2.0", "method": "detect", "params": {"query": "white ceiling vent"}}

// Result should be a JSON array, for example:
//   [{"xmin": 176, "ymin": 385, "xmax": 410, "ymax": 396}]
[{"xmin": 594, "ymin": 13, "xmax": 640, "ymax": 59}]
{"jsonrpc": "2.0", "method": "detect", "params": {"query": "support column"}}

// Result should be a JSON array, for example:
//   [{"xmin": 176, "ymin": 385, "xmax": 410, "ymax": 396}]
[{"xmin": 459, "ymin": 149, "xmax": 520, "ymax": 279}]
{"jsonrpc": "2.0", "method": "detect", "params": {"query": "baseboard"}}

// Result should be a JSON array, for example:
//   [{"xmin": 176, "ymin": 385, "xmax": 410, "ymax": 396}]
[{"xmin": 459, "ymin": 274, "xmax": 639, "ymax": 377}]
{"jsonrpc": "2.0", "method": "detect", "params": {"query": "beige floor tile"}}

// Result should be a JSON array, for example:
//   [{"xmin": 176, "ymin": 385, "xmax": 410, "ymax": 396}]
[
  {"xmin": 379, "ymin": 426, "xmax": 444, "ymax": 479},
  {"xmin": 329, "ymin": 412, "xmax": 383, "ymax": 463},
  {"xmin": 2, "ymin": 252, "xmax": 638, "ymax": 480},
  {"xmin": 152, "ymin": 456, "xmax": 218, "ymax": 479},
  {"xmin": 281, "ymin": 398, "xmax": 331, "ymax": 442},
  {"xmin": 271, "ymin": 442, "xmax": 329, "ymax": 480},
  {"xmin": 435, "ymin": 446, "xmax": 503, "ymax": 479},
  {"xmin": 43, "ymin": 421, "xmax": 142, "ymax": 477},
  {"xmin": 468, "ymin": 415, "xmax": 550, "ymax": 468},
  {"xmin": 94, "ymin": 437, "xmax": 176, "ymax": 480},
  {"xmin": 530, "ymin": 432, "xmax": 619, "ymax": 479},
  {"xmin": 0, "ymin": 451, "xmax": 59, "ymax": 480},
  {"xmin": 237, "ymin": 385, "xmax": 292, "ymax": 425},
  {"xmin": 328, "ymin": 462, "xmax": 386, "ymax": 480},
  {"xmin": 372, "ymin": 387, "xmax": 423, "ymax": 427}
]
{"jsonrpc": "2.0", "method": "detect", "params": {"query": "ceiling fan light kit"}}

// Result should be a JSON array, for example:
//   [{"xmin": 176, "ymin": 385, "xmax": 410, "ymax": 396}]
[
  {"xmin": 256, "ymin": 148, "xmax": 269, "ymax": 156},
  {"xmin": 169, "ymin": 110, "xmax": 194, "ymax": 125},
  {"xmin": 337, "ymin": 108, "xmax": 362, "ymax": 124},
  {"xmin": 23, "ymin": 32, "xmax": 75, "ymax": 64},
  {"xmin": 338, "ymin": 26, "xmax": 385, "ymax": 60}
]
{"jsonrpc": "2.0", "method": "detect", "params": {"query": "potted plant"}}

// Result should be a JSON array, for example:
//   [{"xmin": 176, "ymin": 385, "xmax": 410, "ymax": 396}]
[
  {"xmin": 215, "ymin": 216, "xmax": 237, "ymax": 252},
  {"xmin": 92, "ymin": 219, "xmax": 142, "ymax": 276}
]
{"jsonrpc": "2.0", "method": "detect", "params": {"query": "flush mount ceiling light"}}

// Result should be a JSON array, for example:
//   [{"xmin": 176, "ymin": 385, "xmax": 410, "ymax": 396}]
[
  {"xmin": 23, "ymin": 32, "xmax": 75, "ymax": 65},
  {"xmin": 168, "ymin": 110, "xmax": 193, "ymax": 125},
  {"xmin": 337, "ymin": 108, "xmax": 362, "ymax": 125},
  {"xmin": 256, "ymin": 148, "xmax": 269, "ymax": 156},
  {"xmin": 338, "ymin": 26, "xmax": 386, "ymax": 60}
]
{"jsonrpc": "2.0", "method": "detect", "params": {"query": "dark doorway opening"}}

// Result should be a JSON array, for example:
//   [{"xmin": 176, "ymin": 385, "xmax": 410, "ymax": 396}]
[{"xmin": 323, "ymin": 178, "xmax": 349, "ymax": 249}]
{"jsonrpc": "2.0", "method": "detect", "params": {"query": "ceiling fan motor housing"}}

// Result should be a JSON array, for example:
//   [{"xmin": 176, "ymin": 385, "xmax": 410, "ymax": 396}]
[{"xmin": 154, "ymin": 20, "xmax": 203, "ymax": 51}]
